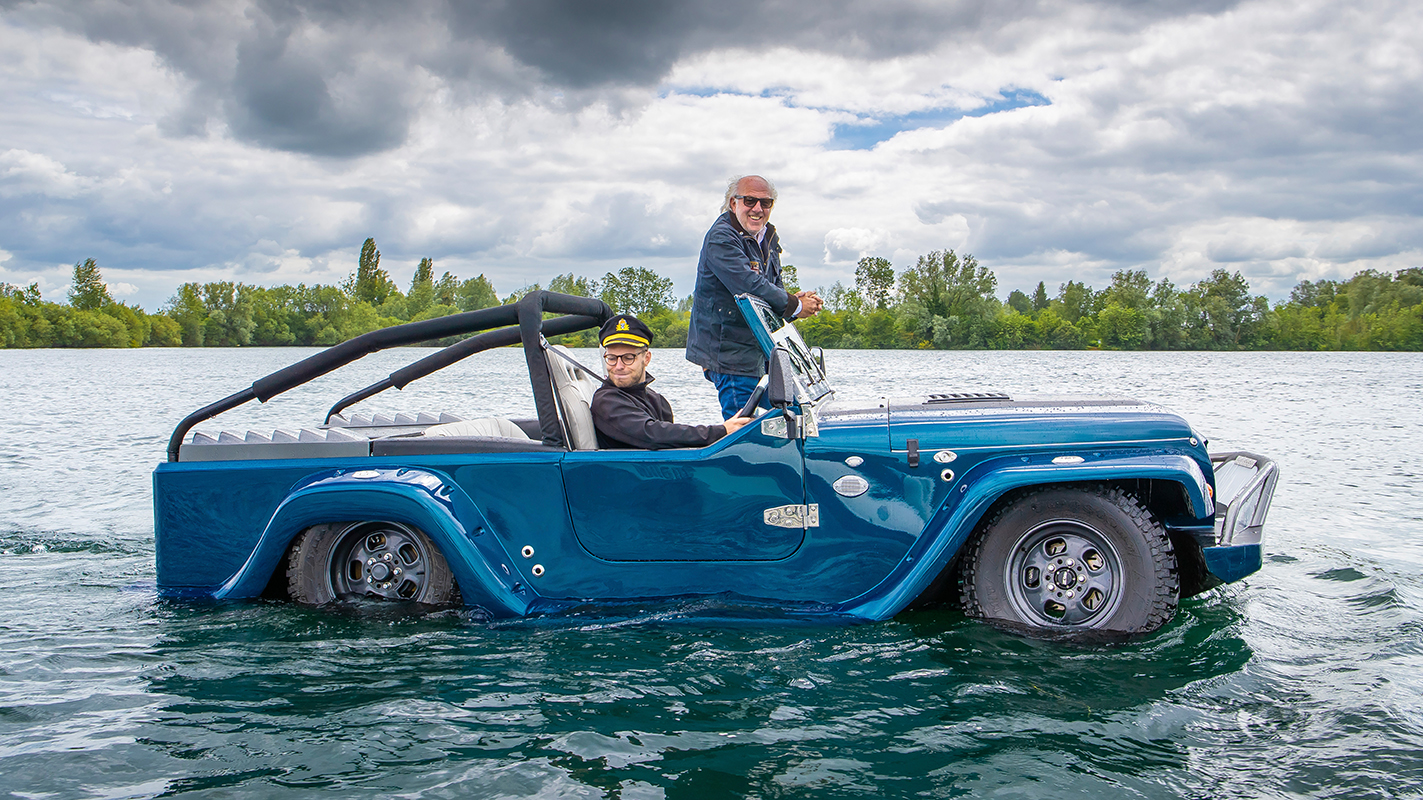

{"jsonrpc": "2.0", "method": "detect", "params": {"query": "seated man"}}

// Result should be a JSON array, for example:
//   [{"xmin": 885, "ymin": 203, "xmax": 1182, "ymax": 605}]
[{"xmin": 591, "ymin": 314, "xmax": 753, "ymax": 450}]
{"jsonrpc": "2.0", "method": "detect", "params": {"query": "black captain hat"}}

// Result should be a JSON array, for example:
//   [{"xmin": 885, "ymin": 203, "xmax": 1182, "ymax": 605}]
[{"xmin": 599, "ymin": 314, "xmax": 653, "ymax": 348}]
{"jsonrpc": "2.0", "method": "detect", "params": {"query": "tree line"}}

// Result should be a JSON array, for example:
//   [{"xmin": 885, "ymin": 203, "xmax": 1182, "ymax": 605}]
[{"xmin": 3, "ymin": 238, "xmax": 1420, "ymax": 350}]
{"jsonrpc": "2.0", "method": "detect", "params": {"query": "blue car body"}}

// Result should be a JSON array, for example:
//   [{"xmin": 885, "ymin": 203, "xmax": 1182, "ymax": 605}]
[{"xmin": 153, "ymin": 291, "xmax": 1278, "ymax": 632}]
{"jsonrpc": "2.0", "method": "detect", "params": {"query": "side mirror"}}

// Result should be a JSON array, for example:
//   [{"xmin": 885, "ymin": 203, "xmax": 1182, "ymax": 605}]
[{"xmin": 767, "ymin": 348, "xmax": 798, "ymax": 408}]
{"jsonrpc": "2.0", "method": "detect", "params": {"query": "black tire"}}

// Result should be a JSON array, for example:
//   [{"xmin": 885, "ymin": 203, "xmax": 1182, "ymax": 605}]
[
  {"xmin": 960, "ymin": 486, "xmax": 1179, "ymax": 634},
  {"xmin": 286, "ymin": 521, "xmax": 458, "ymax": 606}
]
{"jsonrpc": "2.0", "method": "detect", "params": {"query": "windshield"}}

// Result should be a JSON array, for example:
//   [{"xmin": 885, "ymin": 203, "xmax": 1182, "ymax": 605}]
[{"xmin": 735, "ymin": 294, "xmax": 834, "ymax": 404}]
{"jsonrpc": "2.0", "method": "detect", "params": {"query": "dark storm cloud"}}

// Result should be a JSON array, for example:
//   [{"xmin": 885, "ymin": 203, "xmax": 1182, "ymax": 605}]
[{"xmin": 7, "ymin": 0, "xmax": 1243, "ymax": 157}]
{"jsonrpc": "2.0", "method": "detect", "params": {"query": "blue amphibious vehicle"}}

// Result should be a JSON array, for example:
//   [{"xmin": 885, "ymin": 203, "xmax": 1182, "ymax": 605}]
[{"xmin": 154, "ymin": 291, "xmax": 1278, "ymax": 635}]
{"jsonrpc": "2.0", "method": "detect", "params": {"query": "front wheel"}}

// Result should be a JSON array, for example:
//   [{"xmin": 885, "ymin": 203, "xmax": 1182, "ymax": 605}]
[
  {"xmin": 960, "ymin": 486, "xmax": 1179, "ymax": 634},
  {"xmin": 287, "ymin": 521, "xmax": 459, "ymax": 606}
]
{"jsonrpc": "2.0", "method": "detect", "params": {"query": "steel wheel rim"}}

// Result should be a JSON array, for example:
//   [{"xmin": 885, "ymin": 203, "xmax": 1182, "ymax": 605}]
[
  {"xmin": 328, "ymin": 522, "xmax": 432, "ymax": 601},
  {"xmin": 1003, "ymin": 518, "xmax": 1124, "ymax": 627}
]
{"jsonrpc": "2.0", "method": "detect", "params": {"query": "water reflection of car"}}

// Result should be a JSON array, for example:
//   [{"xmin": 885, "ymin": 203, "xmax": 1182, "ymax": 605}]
[{"xmin": 153, "ymin": 291, "xmax": 1279, "ymax": 636}]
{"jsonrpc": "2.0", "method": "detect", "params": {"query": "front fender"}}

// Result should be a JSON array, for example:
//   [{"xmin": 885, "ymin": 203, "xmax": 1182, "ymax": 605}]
[
  {"xmin": 216, "ymin": 467, "xmax": 532, "ymax": 617},
  {"xmin": 838, "ymin": 452, "xmax": 1212, "ymax": 621}
]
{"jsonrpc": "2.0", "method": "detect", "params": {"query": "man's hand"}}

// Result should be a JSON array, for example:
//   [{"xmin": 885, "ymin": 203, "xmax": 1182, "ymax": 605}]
[
  {"xmin": 723, "ymin": 416, "xmax": 753, "ymax": 434},
  {"xmin": 794, "ymin": 290, "xmax": 823, "ymax": 318}
]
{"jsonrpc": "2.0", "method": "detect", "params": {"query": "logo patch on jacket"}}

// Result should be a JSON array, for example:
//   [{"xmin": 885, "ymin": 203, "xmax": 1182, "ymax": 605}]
[{"xmin": 749, "ymin": 260, "xmax": 761, "ymax": 272}]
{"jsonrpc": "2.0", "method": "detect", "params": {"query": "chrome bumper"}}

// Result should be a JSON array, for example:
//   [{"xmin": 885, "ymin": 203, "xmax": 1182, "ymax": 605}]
[{"xmin": 1211, "ymin": 451, "xmax": 1280, "ymax": 547}]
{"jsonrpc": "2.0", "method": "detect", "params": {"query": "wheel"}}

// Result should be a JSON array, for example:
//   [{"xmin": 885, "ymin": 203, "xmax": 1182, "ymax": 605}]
[
  {"xmin": 286, "ymin": 521, "xmax": 459, "ymax": 606},
  {"xmin": 960, "ymin": 486, "xmax": 1179, "ymax": 634}
]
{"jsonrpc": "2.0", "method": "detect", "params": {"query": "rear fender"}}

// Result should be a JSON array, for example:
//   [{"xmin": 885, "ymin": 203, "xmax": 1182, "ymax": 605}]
[
  {"xmin": 838, "ymin": 452, "xmax": 1212, "ymax": 621},
  {"xmin": 215, "ymin": 467, "xmax": 531, "ymax": 617}
]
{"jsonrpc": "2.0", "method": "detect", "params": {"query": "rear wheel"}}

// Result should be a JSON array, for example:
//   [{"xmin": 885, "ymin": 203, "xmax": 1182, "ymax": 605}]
[
  {"xmin": 960, "ymin": 486, "xmax": 1179, "ymax": 634},
  {"xmin": 287, "ymin": 521, "xmax": 458, "ymax": 606}
]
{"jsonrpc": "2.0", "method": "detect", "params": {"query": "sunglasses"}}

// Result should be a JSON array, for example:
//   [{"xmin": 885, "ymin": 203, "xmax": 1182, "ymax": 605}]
[
  {"xmin": 603, "ymin": 352, "xmax": 646, "ymax": 366},
  {"xmin": 735, "ymin": 195, "xmax": 775, "ymax": 209}
]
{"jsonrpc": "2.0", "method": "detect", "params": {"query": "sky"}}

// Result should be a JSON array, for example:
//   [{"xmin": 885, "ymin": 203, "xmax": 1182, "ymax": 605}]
[{"xmin": 1, "ymin": 0, "xmax": 1419, "ymax": 311}]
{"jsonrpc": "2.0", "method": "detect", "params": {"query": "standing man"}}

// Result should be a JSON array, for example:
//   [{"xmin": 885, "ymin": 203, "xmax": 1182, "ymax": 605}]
[
  {"xmin": 592, "ymin": 314, "xmax": 753, "ymax": 450},
  {"xmin": 686, "ymin": 175, "xmax": 822, "ymax": 419}
]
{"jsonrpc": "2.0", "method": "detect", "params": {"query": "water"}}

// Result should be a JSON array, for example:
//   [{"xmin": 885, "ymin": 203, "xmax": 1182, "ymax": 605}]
[{"xmin": 2, "ymin": 347, "xmax": 1421, "ymax": 798}]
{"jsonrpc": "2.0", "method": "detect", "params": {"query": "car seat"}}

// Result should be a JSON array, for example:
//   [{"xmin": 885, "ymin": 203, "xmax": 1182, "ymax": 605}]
[{"xmin": 545, "ymin": 344, "xmax": 602, "ymax": 449}]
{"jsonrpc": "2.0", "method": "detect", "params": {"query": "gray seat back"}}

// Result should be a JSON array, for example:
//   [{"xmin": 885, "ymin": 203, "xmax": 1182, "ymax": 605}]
[{"xmin": 545, "ymin": 345, "xmax": 602, "ymax": 450}]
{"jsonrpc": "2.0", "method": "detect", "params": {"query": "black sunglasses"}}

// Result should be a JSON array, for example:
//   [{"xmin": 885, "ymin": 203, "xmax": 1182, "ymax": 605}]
[{"xmin": 735, "ymin": 195, "xmax": 775, "ymax": 209}]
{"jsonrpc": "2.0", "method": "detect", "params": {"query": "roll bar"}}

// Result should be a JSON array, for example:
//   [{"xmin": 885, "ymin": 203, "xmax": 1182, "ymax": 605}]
[
  {"xmin": 167, "ymin": 291, "xmax": 612, "ymax": 461},
  {"xmin": 324, "ymin": 313, "xmax": 600, "ymax": 424}
]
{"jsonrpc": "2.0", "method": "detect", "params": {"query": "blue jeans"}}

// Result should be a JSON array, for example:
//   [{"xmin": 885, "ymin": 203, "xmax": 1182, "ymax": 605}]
[{"xmin": 704, "ymin": 370, "xmax": 764, "ymax": 419}]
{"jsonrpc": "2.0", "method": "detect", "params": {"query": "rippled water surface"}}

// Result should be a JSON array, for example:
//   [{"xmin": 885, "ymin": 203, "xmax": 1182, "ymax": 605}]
[{"xmin": 2, "ymin": 347, "xmax": 1421, "ymax": 798}]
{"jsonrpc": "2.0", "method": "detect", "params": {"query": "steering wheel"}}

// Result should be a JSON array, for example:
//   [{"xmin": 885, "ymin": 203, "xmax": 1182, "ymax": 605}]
[{"xmin": 734, "ymin": 374, "xmax": 770, "ymax": 419}]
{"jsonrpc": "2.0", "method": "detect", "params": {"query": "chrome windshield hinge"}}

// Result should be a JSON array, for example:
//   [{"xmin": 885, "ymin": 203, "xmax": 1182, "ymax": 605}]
[{"xmin": 763, "ymin": 504, "xmax": 820, "ymax": 529}]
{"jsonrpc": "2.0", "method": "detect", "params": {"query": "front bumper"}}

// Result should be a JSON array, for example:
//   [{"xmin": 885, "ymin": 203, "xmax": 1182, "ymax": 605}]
[{"xmin": 1201, "ymin": 451, "xmax": 1280, "ymax": 583}]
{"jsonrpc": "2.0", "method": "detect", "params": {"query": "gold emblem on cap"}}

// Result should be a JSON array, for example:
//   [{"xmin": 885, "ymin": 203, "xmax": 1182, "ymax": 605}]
[{"xmin": 617, "ymin": 319, "xmax": 629, "ymax": 331}]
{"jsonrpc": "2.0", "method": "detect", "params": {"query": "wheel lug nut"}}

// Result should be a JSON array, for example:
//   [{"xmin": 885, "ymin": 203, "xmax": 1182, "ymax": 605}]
[
  {"xmin": 1067, "ymin": 591, "xmax": 1075, "ymax": 598},
  {"xmin": 1066, "ymin": 559, "xmax": 1074, "ymax": 566}
]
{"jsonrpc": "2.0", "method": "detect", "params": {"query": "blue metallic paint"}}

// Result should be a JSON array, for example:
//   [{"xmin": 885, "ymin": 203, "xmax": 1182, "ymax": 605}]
[
  {"xmin": 153, "ymin": 295, "xmax": 1268, "ymax": 624},
  {"xmin": 1203, "ymin": 543, "xmax": 1264, "ymax": 584},
  {"xmin": 155, "ymin": 405, "xmax": 1244, "ymax": 622}
]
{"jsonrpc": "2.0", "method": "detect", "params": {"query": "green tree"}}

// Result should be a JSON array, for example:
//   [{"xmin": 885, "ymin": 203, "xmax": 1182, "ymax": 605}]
[
  {"xmin": 549, "ymin": 273, "xmax": 600, "ymax": 297},
  {"xmin": 350, "ymin": 238, "xmax": 396, "ymax": 304},
  {"xmin": 855, "ymin": 256, "xmax": 895, "ymax": 309},
  {"xmin": 781, "ymin": 264, "xmax": 800, "ymax": 293},
  {"xmin": 68, "ymin": 258, "xmax": 112, "ymax": 310},
  {"xmin": 147, "ymin": 314, "xmax": 182, "ymax": 346},
  {"xmin": 898, "ymin": 250, "xmax": 998, "ymax": 348},
  {"xmin": 408, "ymin": 258, "xmax": 435, "ymax": 317},
  {"xmin": 1188, "ymin": 269, "xmax": 1268, "ymax": 349},
  {"xmin": 1148, "ymin": 278, "xmax": 1189, "ymax": 350},
  {"xmin": 1054, "ymin": 280, "xmax": 1096, "ymax": 324},
  {"xmin": 458, "ymin": 275, "xmax": 499, "ymax": 311},
  {"xmin": 200, "ymin": 281, "xmax": 256, "ymax": 346},
  {"xmin": 1007, "ymin": 289, "xmax": 1032, "ymax": 315},
  {"xmin": 434, "ymin": 272, "xmax": 460, "ymax": 307},
  {"xmin": 600, "ymin": 267, "xmax": 674, "ymax": 316},
  {"xmin": 821, "ymin": 281, "xmax": 865, "ymax": 314},
  {"xmin": 1032, "ymin": 281, "xmax": 1049, "ymax": 312},
  {"xmin": 991, "ymin": 310, "xmax": 1039, "ymax": 349},
  {"xmin": 1101, "ymin": 269, "xmax": 1151, "ymax": 310},
  {"xmin": 899, "ymin": 250, "xmax": 996, "ymax": 320},
  {"xmin": 102, "ymin": 302, "xmax": 150, "ymax": 347},
  {"xmin": 1098, "ymin": 302, "xmax": 1148, "ymax": 349},
  {"xmin": 165, "ymin": 282, "xmax": 208, "ymax": 346}
]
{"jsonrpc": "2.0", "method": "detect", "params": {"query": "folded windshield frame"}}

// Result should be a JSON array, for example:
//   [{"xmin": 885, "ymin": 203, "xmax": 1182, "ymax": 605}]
[{"xmin": 735, "ymin": 294, "xmax": 835, "ymax": 405}]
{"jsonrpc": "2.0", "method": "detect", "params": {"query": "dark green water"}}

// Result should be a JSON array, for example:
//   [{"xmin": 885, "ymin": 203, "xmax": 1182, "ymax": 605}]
[{"xmin": 3, "ymin": 348, "xmax": 1421, "ymax": 798}]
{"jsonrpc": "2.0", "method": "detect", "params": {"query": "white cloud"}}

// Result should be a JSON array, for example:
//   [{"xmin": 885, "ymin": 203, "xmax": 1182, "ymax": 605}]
[{"xmin": 0, "ymin": 0, "xmax": 1419, "ymax": 312}]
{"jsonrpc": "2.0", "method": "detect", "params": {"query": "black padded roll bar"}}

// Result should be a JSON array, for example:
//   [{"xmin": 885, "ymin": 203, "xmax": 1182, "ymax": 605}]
[
  {"xmin": 167, "ymin": 291, "xmax": 613, "ymax": 461},
  {"xmin": 516, "ymin": 292, "xmax": 615, "ymax": 446},
  {"xmin": 324, "ymin": 313, "xmax": 601, "ymax": 423}
]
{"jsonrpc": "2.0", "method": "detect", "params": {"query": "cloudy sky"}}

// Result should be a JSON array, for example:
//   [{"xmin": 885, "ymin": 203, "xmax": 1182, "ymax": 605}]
[{"xmin": 1, "ymin": 0, "xmax": 1418, "ymax": 310}]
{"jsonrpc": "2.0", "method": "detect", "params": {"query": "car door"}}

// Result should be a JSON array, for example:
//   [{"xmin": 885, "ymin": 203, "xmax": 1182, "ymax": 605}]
[{"xmin": 559, "ymin": 420, "xmax": 806, "ymax": 561}]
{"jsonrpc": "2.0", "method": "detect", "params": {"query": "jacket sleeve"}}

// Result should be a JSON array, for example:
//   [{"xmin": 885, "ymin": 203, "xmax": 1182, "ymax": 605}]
[
  {"xmin": 703, "ymin": 228, "xmax": 792, "ymax": 313},
  {"xmin": 592, "ymin": 389, "xmax": 727, "ymax": 450}
]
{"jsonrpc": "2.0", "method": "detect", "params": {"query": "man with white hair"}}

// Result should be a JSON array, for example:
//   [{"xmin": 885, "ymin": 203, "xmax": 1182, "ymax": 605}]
[{"xmin": 685, "ymin": 175, "xmax": 822, "ymax": 419}]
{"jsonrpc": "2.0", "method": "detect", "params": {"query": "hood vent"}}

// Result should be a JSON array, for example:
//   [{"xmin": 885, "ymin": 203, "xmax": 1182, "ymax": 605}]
[{"xmin": 926, "ymin": 392, "xmax": 1011, "ymax": 404}]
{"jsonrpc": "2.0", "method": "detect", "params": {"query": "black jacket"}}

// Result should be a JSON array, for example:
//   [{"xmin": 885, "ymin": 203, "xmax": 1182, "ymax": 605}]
[{"xmin": 591, "ymin": 375, "xmax": 727, "ymax": 450}]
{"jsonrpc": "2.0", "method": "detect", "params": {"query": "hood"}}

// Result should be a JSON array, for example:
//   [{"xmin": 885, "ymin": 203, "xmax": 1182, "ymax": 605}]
[{"xmin": 878, "ymin": 392, "xmax": 1194, "ymax": 452}]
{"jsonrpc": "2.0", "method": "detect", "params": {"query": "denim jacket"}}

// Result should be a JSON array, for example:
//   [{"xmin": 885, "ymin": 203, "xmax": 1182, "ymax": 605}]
[{"xmin": 685, "ymin": 212, "xmax": 791, "ymax": 377}]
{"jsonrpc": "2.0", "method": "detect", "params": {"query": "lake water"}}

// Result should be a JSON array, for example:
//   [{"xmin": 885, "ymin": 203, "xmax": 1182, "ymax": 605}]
[{"xmin": 1, "ymin": 346, "xmax": 1421, "ymax": 798}]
